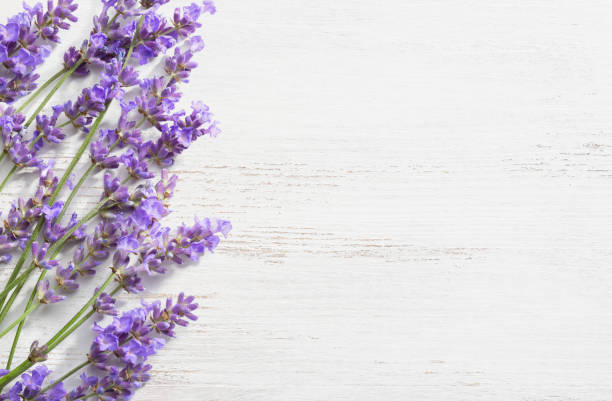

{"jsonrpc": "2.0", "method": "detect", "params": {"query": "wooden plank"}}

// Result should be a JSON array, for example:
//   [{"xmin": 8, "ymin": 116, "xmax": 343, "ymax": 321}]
[{"xmin": 0, "ymin": 0, "xmax": 611, "ymax": 399}]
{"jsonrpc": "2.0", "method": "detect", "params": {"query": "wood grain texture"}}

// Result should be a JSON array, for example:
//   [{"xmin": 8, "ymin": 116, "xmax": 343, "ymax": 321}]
[{"xmin": 0, "ymin": 0, "xmax": 611, "ymax": 400}]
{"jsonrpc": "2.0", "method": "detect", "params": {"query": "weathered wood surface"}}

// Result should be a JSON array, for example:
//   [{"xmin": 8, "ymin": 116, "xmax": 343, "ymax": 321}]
[{"xmin": 1, "ymin": 0, "xmax": 612, "ymax": 400}]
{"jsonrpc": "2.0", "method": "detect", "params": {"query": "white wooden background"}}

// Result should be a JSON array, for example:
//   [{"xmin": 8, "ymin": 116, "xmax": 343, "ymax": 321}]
[{"xmin": 0, "ymin": 0, "xmax": 611, "ymax": 400}]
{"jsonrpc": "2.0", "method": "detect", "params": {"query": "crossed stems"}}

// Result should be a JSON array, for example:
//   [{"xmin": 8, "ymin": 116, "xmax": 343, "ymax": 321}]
[
  {"xmin": 0, "ymin": 10, "xmax": 193, "ymax": 390},
  {"xmin": 0, "ymin": 15, "xmax": 145, "ymax": 376}
]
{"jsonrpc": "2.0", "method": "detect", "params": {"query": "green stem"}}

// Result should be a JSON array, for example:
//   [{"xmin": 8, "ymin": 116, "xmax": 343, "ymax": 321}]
[
  {"xmin": 16, "ymin": 9, "xmax": 119, "ymax": 117},
  {"xmin": 0, "ymin": 15, "xmax": 126, "ymax": 189},
  {"xmin": 36, "ymin": 317, "xmax": 133, "ymax": 399},
  {"xmin": 57, "ymin": 117, "xmax": 77, "ymax": 129},
  {"xmin": 0, "ymin": 265, "xmax": 37, "ymax": 306},
  {"xmin": 49, "ymin": 309, "xmax": 95, "ymax": 350},
  {"xmin": 0, "ymin": 359, "xmax": 30, "ymax": 390},
  {"xmin": 0, "ymin": 220, "xmax": 43, "ymax": 312},
  {"xmin": 0, "ymin": 298, "xmax": 38, "ymax": 338},
  {"xmin": 50, "ymin": 105, "xmax": 110, "ymax": 206},
  {"xmin": 16, "ymin": 69, "xmax": 66, "ymax": 113},
  {"xmin": 123, "ymin": 17, "xmax": 144, "ymax": 70},
  {"xmin": 56, "ymin": 162, "xmax": 96, "ymax": 222},
  {"xmin": 0, "ymin": 277, "xmax": 118, "ymax": 389},
  {"xmin": 1, "ymin": 200, "xmax": 108, "ymax": 369},
  {"xmin": 0, "ymin": 14, "xmax": 144, "ymax": 386},
  {"xmin": 135, "ymin": 116, "xmax": 146, "ymax": 128},
  {"xmin": 0, "ymin": 86, "xmax": 112, "ymax": 311},
  {"xmin": 37, "ymin": 359, "xmax": 90, "ymax": 396},
  {"xmin": 0, "ymin": 297, "xmax": 38, "ymax": 347},
  {"xmin": 24, "ymin": 60, "xmax": 84, "ymax": 129},
  {"xmin": 0, "ymin": 203, "xmax": 102, "ymax": 331},
  {"xmin": 57, "ymin": 136, "xmax": 123, "ymax": 223},
  {"xmin": 0, "ymin": 12, "xmax": 141, "ymax": 303},
  {"xmin": 1, "ymin": 188, "xmax": 121, "ymax": 369},
  {"xmin": 0, "ymin": 126, "xmax": 126, "ymax": 323},
  {"xmin": 46, "ymin": 273, "xmax": 116, "ymax": 349},
  {"xmin": 15, "ymin": 8, "xmax": 120, "ymax": 115},
  {"xmin": 0, "ymin": 108, "xmax": 109, "ymax": 313},
  {"xmin": 0, "ymin": 165, "xmax": 17, "ymax": 193},
  {"xmin": 0, "ymin": 282, "xmax": 20, "ymax": 326},
  {"xmin": 4, "ymin": 269, "xmax": 47, "ymax": 369},
  {"xmin": 51, "ymin": 207, "xmax": 102, "ymax": 257},
  {"xmin": 0, "ymin": 62, "xmax": 84, "ymax": 194},
  {"xmin": 0, "ymin": 27, "xmax": 120, "ymax": 307}
]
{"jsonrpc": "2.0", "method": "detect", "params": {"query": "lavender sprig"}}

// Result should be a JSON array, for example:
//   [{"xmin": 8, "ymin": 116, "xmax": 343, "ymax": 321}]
[
  {"xmin": 0, "ymin": 168, "xmax": 230, "ymax": 340},
  {"xmin": 0, "ymin": 2, "xmax": 229, "ymax": 398},
  {"xmin": 0, "ymin": 0, "xmax": 79, "ymax": 104},
  {"xmin": 0, "ymin": 9, "xmax": 151, "ymax": 341},
  {"xmin": 0, "ymin": 293, "xmax": 198, "ymax": 400}
]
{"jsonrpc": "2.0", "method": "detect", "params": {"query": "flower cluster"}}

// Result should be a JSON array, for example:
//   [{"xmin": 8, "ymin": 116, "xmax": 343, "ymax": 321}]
[
  {"xmin": 0, "ymin": 2, "xmax": 219, "ymax": 193},
  {"xmin": 0, "ymin": 163, "xmax": 71, "ymax": 262},
  {"xmin": 0, "ymin": 294, "xmax": 198, "ymax": 401},
  {"xmin": 31, "ymin": 169, "xmax": 230, "ymax": 305},
  {"xmin": 0, "ymin": 1, "xmax": 228, "ymax": 398},
  {"xmin": 0, "ymin": 0, "xmax": 78, "ymax": 103}
]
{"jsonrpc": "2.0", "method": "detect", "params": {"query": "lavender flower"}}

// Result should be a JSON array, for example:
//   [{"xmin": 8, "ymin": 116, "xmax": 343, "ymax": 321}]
[
  {"xmin": 0, "ymin": 3, "xmax": 228, "ymax": 399},
  {"xmin": 1, "ymin": 365, "xmax": 50, "ymax": 400},
  {"xmin": 55, "ymin": 263, "xmax": 78, "ymax": 291},
  {"xmin": 90, "ymin": 140, "xmax": 120, "ymax": 169},
  {"xmin": 0, "ymin": 0, "xmax": 79, "ymax": 103},
  {"xmin": 0, "ymin": 294, "xmax": 198, "ymax": 400},
  {"xmin": 31, "ymin": 242, "xmax": 59, "ymax": 270},
  {"xmin": 36, "ymin": 280, "xmax": 64, "ymax": 304},
  {"xmin": 93, "ymin": 292, "xmax": 117, "ymax": 316}
]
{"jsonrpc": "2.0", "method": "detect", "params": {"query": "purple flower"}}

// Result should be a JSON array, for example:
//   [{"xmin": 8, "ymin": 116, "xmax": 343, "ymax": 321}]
[
  {"xmin": 94, "ymin": 292, "xmax": 118, "ymax": 316},
  {"xmin": 154, "ymin": 169, "xmax": 178, "ymax": 201},
  {"xmin": 121, "ymin": 148, "xmax": 154, "ymax": 179},
  {"xmin": 140, "ymin": 0, "xmax": 171, "ymax": 9},
  {"xmin": 66, "ymin": 173, "xmax": 75, "ymax": 190},
  {"xmin": 38, "ymin": 161, "xmax": 58, "ymax": 199},
  {"xmin": 165, "ymin": 47, "xmax": 198, "ymax": 84},
  {"xmin": 32, "ymin": 111, "xmax": 66, "ymax": 150},
  {"xmin": 119, "ymin": 65, "xmax": 140, "ymax": 87},
  {"xmin": 202, "ymin": 1, "xmax": 217, "ymax": 15},
  {"xmin": 55, "ymin": 263, "xmax": 78, "ymax": 291},
  {"xmin": 63, "ymin": 46, "xmax": 88, "ymax": 76},
  {"xmin": 93, "ymin": 332, "xmax": 119, "ymax": 352},
  {"xmin": 4, "ymin": 293, "xmax": 199, "ymax": 399},
  {"xmin": 0, "ymin": 23, "xmax": 19, "ymax": 43},
  {"xmin": 175, "ymin": 217, "xmax": 232, "ymax": 260},
  {"xmin": 0, "ymin": 0, "xmax": 79, "ymax": 103},
  {"xmin": 170, "ymin": 292, "xmax": 198, "ymax": 326},
  {"xmin": 90, "ymin": 140, "xmax": 119, "ymax": 169},
  {"xmin": 31, "ymin": 242, "xmax": 59, "ymax": 270},
  {"xmin": 90, "ymin": 32, "xmax": 107, "ymax": 50},
  {"xmin": 8, "ymin": 140, "xmax": 41, "ymax": 168},
  {"xmin": 62, "ymin": 76, "xmax": 121, "ymax": 133},
  {"xmin": 117, "ymin": 234, "xmax": 139, "ymax": 253},
  {"xmin": 0, "ymin": 5, "xmax": 233, "ymax": 399},
  {"xmin": 116, "ymin": 339, "xmax": 143, "ymax": 364},
  {"xmin": 7, "ymin": 49, "xmax": 35, "ymax": 77},
  {"xmin": 170, "ymin": 3, "xmax": 203, "ymax": 39},
  {"xmin": 103, "ymin": 173, "xmax": 129, "ymax": 204},
  {"xmin": 188, "ymin": 35, "xmax": 205, "ymax": 52},
  {"xmin": 28, "ymin": 341, "xmax": 49, "ymax": 363},
  {"xmin": 131, "ymin": 198, "xmax": 167, "ymax": 229},
  {"xmin": 16, "ymin": 364, "xmax": 49, "ymax": 398},
  {"xmin": 41, "ymin": 202, "xmax": 63, "ymax": 222},
  {"xmin": 36, "ymin": 280, "xmax": 65, "ymax": 304}
]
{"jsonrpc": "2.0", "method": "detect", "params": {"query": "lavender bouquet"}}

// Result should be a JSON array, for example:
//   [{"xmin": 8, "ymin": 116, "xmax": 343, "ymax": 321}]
[{"xmin": 0, "ymin": 0, "xmax": 230, "ymax": 399}]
